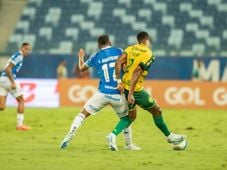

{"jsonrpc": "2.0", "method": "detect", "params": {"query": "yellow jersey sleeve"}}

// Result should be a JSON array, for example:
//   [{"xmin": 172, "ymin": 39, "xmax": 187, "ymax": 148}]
[{"xmin": 138, "ymin": 51, "xmax": 154, "ymax": 71}]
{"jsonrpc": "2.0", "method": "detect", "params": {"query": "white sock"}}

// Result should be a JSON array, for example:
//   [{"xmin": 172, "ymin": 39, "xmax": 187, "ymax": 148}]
[
  {"xmin": 110, "ymin": 132, "xmax": 116, "ymax": 137},
  {"xmin": 123, "ymin": 126, "xmax": 133, "ymax": 146},
  {"xmin": 69, "ymin": 113, "xmax": 85, "ymax": 132},
  {"xmin": 17, "ymin": 113, "xmax": 24, "ymax": 127},
  {"xmin": 167, "ymin": 133, "xmax": 174, "ymax": 139}
]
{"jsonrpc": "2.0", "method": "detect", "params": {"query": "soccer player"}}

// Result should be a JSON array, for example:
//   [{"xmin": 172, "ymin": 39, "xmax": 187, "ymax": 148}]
[
  {"xmin": 60, "ymin": 35, "xmax": 140, "ymax": 151},
  {"xmin": 0, "ymin": 42, "xmax": 31, "ymax": 130},
  {"xmin": 115, "ymin": 31, "xmax": 186, "ymax": 147}
]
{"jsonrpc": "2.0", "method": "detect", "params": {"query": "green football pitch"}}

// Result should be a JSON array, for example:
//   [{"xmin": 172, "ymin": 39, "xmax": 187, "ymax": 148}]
[{"xmin": 0, "ymin": 107, "xmax": 226, "ymax": 170}]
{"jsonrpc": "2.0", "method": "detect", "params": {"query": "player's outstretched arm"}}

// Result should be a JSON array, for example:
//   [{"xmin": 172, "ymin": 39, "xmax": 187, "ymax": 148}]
[
  {"xmin": 128, "ymin": 66, "xmax": 143, "ymax": 104},
  {"xmin": 78, "ymin": 48, "xmax": 88, "ymax": 72}
]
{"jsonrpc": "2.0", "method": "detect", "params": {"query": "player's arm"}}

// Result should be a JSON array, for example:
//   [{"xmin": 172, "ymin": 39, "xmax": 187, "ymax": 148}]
[
  {"xmin": 5, "ymin": 62, "xmax": 16, "ymax": 89},
  {"xmin": 115, "ymin": 53, "xmax": 127, "ymax": 93},
  {"xmin": 128, "ymin": 65, "xmax": 143, "ymax": 104},
  {"xmin": 115, "ymin": 53, "xmax": 127, "ymax": 80},
  {"xmin": 78, "ymin": 48, "xmax": 89, "ymax": 72}
]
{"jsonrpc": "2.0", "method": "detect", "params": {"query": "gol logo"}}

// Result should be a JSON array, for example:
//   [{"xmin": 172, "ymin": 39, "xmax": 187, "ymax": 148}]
[
  {"xmin": 68, "ymin": 85, "xmax": 97, "ymax": 103},
  {"xmin": 164, "ymin": 87, "xmax": 205, "ymax": 105},
  {"xmin": 213, "ymin": 87, "xmax": 227, "ymax": 106}
]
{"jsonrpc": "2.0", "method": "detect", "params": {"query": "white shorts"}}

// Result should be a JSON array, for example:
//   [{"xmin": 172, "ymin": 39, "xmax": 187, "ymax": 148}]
[
  {"xmin": 0, "ymin": 76, "xmax": 22, "ymax": 98},
  {"xmin": 84, "ymin": 91, "xmax": 128, "ymax": 118}
]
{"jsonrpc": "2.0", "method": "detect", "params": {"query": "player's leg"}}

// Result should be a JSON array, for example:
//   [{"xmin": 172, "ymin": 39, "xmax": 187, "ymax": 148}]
[
  {"xmin": 0, "ymin": 95, "xmax": 7, "ymax": 111},
  {"xmin": 15, "ymin": 95, "xmax": 30, "ymax": 130},
  {"xmin": 9, "ymin": 80, "xmax": 30, "ymax": 130},
  {"xmin": 60, "ymin": 108, "xmax": 91, "ymax": 149},
  {"xmin": 135, "ymin": 90, "xmax": 186, "ymax": 145},
  {"xmin": 123, "ymin": 107, "xmax": 141, "ymax": 150},
  {"xmin": 147, "ymin": 104, "xmax": 171, "ymax": 137},
  {"xmin": 68, "ymin": 108, "xmax": 90, "ymax": 132},
  {"xmin": 147, "ymin": 104, "xmax": 186, "ymax": 145},
  {"xmin": 0, "ymin": 77, "xmax": 9, "ymax": 110},
  {"xmin": 129, "ymin": 89, "xmax": 170, "ymax": 136},
  {"xmin": 106, "ymin": 115, "xmax": 132, "ymax": 151},
  {"xmin": 123, "ymin": 107, "xmax": 136, "ymax": 146},
  {"xmin": 110, "ymin": 94, "xmax": 132, "ymax": 135},
  {"xmin": 106, "ymin": 94, "xmax": 138, "ymax": 151},
  {"xmin": 60, "ymin": 92, "xmax": 106, "ymax": 149},
  {"xmin": 122, "ymin": 101, "xmax": 139, "ymax": 150},
  {"xmin": 117, "ymin": 91, "xmax": 141, "ymax": 150},
  {"xmin": 128, "ymin": 106, "xmax": 137, "ymax": 120}
]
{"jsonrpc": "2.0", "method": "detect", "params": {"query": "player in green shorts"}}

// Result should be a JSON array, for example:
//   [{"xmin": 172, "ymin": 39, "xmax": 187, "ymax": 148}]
[
  {"xmin": 115, "ymin": 31, "xmax": 186, "ymax": 148},
  {"xmin": 124, "ymin": 89, "xmax": 156, "ymax": 111}
]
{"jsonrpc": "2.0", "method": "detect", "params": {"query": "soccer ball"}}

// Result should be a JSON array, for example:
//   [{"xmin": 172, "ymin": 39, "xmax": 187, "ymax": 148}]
[{"xmin": 172, "ymin": 138, "xmax": 188, "ymax": 151}]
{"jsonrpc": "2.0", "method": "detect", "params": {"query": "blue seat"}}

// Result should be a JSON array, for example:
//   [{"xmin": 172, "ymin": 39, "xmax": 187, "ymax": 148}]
[{"xmin": 5, "ymin": 0, "xmax": 227, "ymax": 56}]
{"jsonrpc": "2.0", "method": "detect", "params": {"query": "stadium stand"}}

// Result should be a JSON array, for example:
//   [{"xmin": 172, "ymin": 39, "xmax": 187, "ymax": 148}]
[
  {"xmin": 4, "ymin": 0, "xmax": 227, "ymax": 56},
  {"xmin": 0, "ymin": 0, "xmax": 27, "ymax": 51}
]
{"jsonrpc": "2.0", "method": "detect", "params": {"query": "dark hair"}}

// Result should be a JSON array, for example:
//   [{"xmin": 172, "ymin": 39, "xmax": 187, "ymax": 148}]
[
  {"xmin": 137, "ymin": 31, "xmax": 151, "ymax": 43},
  {"xmin": 21, "ymin": 42, "xmax": 30, "ymax": 47},
  {"xmin": 98, "ymin": 35, "xmax": 110, "ymax": 45}
]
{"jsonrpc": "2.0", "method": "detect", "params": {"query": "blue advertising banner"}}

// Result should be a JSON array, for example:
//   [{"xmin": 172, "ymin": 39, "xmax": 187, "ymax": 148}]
[
  {"xmin": 148, "ymin": 57, "xmax": 227, "ymax": 81},
  {"xmin": 1, "ymin": 54, "xmax": 225, "ymax": 81}
]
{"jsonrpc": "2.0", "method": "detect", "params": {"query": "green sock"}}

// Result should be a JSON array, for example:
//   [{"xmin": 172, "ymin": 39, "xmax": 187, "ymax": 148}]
[
  {"xmin": 153, "ymin": 115, "xmax": 171, "ymax": 136},
  {"xmin": 112, "ymin": 116, "xmax": 132, "ymax": 136}
]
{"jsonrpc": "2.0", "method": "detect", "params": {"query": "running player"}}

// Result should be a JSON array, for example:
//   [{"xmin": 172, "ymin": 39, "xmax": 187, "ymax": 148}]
[
  {"xmin": 115, "ymin": 31, "xmax": 186, "ymax": 147},
  {"xmin": 0, "ymin": 42, "xmax": 31, "ymax": 130},
  {"xmin": 60, "ymin": 35, "xmax": 140, "ymax": 151}
]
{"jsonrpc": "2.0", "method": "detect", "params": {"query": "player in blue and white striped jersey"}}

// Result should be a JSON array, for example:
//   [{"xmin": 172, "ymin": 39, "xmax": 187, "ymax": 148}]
[
  {"xmin": 60, "ymin": 35, "xmax": 140, "ymax": 151},
  {"xmin": 0, "ymin": 42, "xmax": 31, "ymax": 130}
]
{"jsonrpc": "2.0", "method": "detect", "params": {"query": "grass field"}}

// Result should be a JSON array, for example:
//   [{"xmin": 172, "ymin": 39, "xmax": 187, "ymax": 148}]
[{"xmin": 0, "ymin": 107, "xmax": 226, "ymax": 170}]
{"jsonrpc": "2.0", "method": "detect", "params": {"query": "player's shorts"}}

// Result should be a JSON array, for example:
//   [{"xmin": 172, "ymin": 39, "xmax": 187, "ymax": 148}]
[
  {"xmin": 84, "ymin": 91, "xmax": 128, "ymax": 118},
  {"xmin": 124, "ymin": 89, "xmax": 156, "ymax": 111},
  {"xmin": 0, "ymin": 76, "xmax": 22, "ymax": 98}
]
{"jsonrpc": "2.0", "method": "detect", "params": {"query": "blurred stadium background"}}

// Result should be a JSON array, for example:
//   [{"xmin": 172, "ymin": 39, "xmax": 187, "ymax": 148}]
[
  {"xmin": 1, "ymin": 0, "xmax": 227, "ymax": 56},
  {"xmin": 0, "ymin": 1, "xmax": 226, "ymax": 169},
  {"xmin": 0, "ymin": 0, "xmax": 227, "ymax": 79}
]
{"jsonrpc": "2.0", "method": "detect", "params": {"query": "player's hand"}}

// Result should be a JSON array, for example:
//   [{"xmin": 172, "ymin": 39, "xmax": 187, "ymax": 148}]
[
  {"xmin": 117, "ymin": 83, "xmax": 124, "ymax": 94},
  {"xmin": 122, "ymin": 63, "xmax": 127, "ymax": 72},
  {"xmin": 128, "ymin": 93, "xmax": 135, "ymax": 105},
  {"xmin": 78, "ymin": 48, "xmax": 85, "ymax": 59}
]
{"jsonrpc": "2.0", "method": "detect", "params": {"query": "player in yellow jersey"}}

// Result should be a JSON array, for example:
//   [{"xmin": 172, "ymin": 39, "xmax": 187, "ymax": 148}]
[{"xmin": 115, "ymin": 31, "xmax": 186, "ymax": 148}]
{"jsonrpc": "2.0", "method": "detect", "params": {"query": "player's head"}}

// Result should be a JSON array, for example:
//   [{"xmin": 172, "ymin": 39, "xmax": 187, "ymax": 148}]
[
  {"xmin": 98, "ymin": 35, "xmax": 111, "ymax": 49},
  {"xmin": 20, "ymin": 42, "xmax": 31, "ymax": 57},
  {"xmin": 137, "ymin": 31, "xmax": 152, "ymax": 47}
]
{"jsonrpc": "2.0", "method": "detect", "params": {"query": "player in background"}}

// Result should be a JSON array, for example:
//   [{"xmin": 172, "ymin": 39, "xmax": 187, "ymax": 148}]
[
  {"xmin": 60, "ymin": 35, "xmax": 140, "ymax": 151},
  {"xmin": 115, "ymin": 31, "xmax": 186, "ymax": 148},
  {"xmin": 0, "ymin": 42, "xmax": 31, "ymax": 130},
  {"xmin": 56, "ymin": 59, "xmax": 68, "ymax": 79}
]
